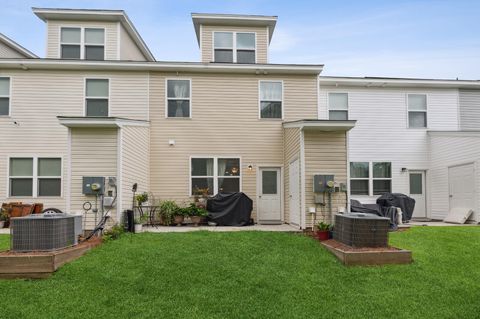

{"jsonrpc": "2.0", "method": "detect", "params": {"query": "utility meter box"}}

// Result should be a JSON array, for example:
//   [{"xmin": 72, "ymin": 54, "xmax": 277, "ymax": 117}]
[
  {"xmin": 82, "ymin": 176, "xmax": 105, "ymax": 195},
  {"xmin": 313, "ymin": 174, "xmax": 335, "ymax": 193}
]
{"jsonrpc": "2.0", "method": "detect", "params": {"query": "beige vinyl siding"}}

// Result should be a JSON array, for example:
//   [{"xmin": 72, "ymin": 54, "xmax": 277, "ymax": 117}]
[
  {"xmin": 149, "ymin": 73, "xmax": 317, "ymax": 220},
  {"xmin": 0, "ymin": 41, "xmax": 27, "ymax": 58},
  {"xmin": 201, "ymin": 25, "xmax": 268, "ymax": 63},
  {"xmin": 459, "ymin": 89, "xmax": 480, "ymax": 130},
  {"xmin": 70, "ymin": 128, "xmax": 117, "ymax": 229},
  {"xmin": 304, "ymin": 130, "xmax": 348, "ymax": 227},
  {"xmin": 119, "ymin": 24, "xmax": 148, "ymax": 61},
  {"xmin": 46, "ymin": 20, "xmax": 118, "ymax": 60},
  {"xmin": 121, "ymin": 125, "xmax": 150, "ymax": 212},
  {"xmin": 0, "ymin": 69, "xmax": 148, "ymax": 216},
  {"xmin": 283, "ymin": 127, "xmax": 301, "ymax": 223}
]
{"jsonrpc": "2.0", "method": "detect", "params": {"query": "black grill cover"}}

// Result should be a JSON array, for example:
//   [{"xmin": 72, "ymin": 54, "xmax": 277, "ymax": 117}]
[
  {"xmin": 207, "ymin": 192, "xmax": 253, "ymax": 226},
  {"xmin": 376, "ymin": 193, "xmax": 416, "ymax": 222}
]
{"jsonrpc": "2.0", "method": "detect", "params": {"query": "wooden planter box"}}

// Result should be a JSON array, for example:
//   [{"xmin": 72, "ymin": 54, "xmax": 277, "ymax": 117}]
[
  {"xmin": 321, "ymin": 239, "xmax": 412, "ymax": 266},
  {"xmin": 0, "ymin": 238, "xmax": 101, "ymax": 279}
]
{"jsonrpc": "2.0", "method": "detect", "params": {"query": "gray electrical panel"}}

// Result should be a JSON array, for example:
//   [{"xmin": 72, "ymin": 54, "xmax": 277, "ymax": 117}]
[
  {"xmin": 313, "ymin": 174, "xmax": 335, "ymax": 193},
  {"xmin": 82, "ymin": 176, "xmax": 105, "ymax": 195}
]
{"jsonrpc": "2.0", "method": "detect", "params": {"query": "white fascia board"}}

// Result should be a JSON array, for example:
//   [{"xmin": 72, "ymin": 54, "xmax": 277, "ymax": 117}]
[
  {"xmin": 0, "ymin": 33, "xmax": 38, "ymax": 58},
  {"xmin": 0, "ymin": 59, "xmax": 323, "ymax": 75},
  {"xmin": 58, "ymin": 117, "xmax": 149, "ymax": 128},
  {"xmin": 320, "ymin": 76, "xmax": 480, "ymax": 89},
  {"xmin": 283, "ymin": 120, "xmax": 356, "ymax": 131}
]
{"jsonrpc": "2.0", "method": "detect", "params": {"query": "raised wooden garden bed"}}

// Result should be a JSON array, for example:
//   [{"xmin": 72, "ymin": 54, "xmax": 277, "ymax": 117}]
[
  {"xmin": 321, "ymin": 239, "xmax": 412, "ymax": 266},
  {"xmin": 0, "ymin": 237, "xmax": 102, "ymax": 279}
]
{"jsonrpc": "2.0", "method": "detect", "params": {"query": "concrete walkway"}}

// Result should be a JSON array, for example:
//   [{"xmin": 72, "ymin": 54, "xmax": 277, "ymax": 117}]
[
  {"xmin": 143, "ymin": 224, "xmax": 300, "ymax": 233},
  {"xmin": 406, "ymin": 221, "xmax": 479, "ymax": 227}
]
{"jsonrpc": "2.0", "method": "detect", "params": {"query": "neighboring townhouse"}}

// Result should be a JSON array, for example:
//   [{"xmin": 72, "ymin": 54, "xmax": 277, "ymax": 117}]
[
  {"xmin": 319, "ymin": 77, "xmax": 480, "ymax": 222},
  {"xmin": 0, "ymin": 8, "xmax": 479, "ymax": 230}
]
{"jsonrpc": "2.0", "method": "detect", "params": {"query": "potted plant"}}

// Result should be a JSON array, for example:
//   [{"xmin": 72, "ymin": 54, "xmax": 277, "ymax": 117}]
[
  {"xmin": 315, "ymin": 221, "xmax": 331, "ymax": 241},
  {"xmin": 185, "ymin": 203, "xmax": 208, "ymax": 226},
  {"xmin": 0, "ymin": 209, "xmax": 7, "ymax": 228},
  {"xmin": 173, "ymin": 207, "xmax": 188, "ymax": 226},
  {"xmin": 135, "ymin": 192, "xmax": 149, "ymax": 206},
  {"xmin": 134, "ymin": 214, "xmax": 148, "ymax": 233},
  {"xmin": 193, "ymin": 187, "xmax": 209, "ymax": 209},
  {"xmin": 158, "ymin": 200, "xmax": 180, "ymax": 226}
]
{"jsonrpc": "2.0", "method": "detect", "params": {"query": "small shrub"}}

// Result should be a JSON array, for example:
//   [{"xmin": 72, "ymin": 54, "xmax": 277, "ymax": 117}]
[{"xmin": 103, "ymin": 224, "xmax": 125, "ymax": 241}]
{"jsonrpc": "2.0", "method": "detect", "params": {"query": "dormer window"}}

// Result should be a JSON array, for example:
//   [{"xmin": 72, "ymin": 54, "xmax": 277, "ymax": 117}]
[
  {"xmin": 213, "ymin": 32, "xmax": 255, "ymax": 63},
  {"xmin": 60, "ymin": 27, "xmax": 105, "ymax": 60}
]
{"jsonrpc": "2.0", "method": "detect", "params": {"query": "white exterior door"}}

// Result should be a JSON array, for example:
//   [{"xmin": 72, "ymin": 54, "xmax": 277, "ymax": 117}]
[
  {"xmin": 449, "ymin": 163, "xmax": 476, "ymax": 221},
  {"xmin": 410, "ymin": 171, "xmax": 426, "ymax": 218},
  {"xmin": 289, "ymin": 159, "xmax": 301, "ymax": 226},
  {"xmin": 257, "ymin": 167, "xmax": 282, "ymax": 224}
]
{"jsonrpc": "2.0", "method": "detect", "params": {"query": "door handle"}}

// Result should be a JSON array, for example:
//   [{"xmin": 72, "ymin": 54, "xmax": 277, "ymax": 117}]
[
  {"xmin": 259, "ymin": 195, "xmax": 262, "ymax": 198},
  {"xmin": 449, "ymin": 195, "xmax": 453, "ymax": 198}
]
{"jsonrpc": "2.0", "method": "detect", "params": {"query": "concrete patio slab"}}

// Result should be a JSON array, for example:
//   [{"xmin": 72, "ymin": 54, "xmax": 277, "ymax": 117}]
[{"xmin": 143, "ymin": 224, "xmax": 301, "ymax": 233}]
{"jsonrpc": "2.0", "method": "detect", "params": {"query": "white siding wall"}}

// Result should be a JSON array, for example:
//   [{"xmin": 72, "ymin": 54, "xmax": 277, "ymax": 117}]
[
  {"xmin": 319, "ymin": 86, "xmax": 460, "ymax": 206},
  {"xmin": 459, "ymin": 89, "xmax": 480, "ymax": 130},
  {"xmin": 428, "ymin": 132, "xmax": 480, "ymax": 221}
]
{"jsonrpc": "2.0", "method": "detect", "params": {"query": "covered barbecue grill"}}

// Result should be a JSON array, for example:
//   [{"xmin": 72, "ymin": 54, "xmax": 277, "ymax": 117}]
[{"xmin": 207, "ymin": 192, "xmax": 253, "ymax": 226}]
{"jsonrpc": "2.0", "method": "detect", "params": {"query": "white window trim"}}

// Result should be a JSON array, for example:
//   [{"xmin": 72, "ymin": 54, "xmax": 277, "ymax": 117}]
[
  {"xmin": 0, "ymin": 76, "xmax": 11, "ymax": 117},
  {"xmin": 59, "ymin": 26, "xmax": 106, "ymax": 60},
  {"xmin": 327, "ymin": 92, "xmax": 349, "ymax": 120},
  {"xmin": 212, "ymin": 31, "xmax": 257, "ymax": 63},
  {"xmin": 7, "ymin": 156, "xmax": 63, "ymax": 198},
  {"xmin": 84, "ymin": 77, "xmax": 110, "ymax": 117},
  {"xmin": 407, "ymin": 93, "xmax": 428, "ymax": 129},
  {"xmin": 350, "ymin": 161, "xmax": 392, "ymax": 196},
  {"xmin": 165, "ymin": 78, "xmax": 192, "ymax": 119},
  {"xmin": 189, "ymin": 156, "xmax": 242, "ymax": 196},
  {"xmin": 258, "ymin": 80, "xmax": 284, "ymax": 120}
]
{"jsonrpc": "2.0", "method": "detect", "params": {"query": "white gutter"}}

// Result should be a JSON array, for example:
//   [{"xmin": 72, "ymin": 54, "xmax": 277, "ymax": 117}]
[
  {"xmin": 320, "ymin": 76, "xmax": 480, "ymax": 89},
  {"xmin": 0, "ymin": 59, "xmax": 324, "ymax": 75}
]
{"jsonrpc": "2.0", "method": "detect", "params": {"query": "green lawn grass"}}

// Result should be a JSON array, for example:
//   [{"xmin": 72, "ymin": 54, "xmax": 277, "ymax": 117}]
[{"xmin": 0, "ymin": 227, "xmax": 479, "ymax": 318}]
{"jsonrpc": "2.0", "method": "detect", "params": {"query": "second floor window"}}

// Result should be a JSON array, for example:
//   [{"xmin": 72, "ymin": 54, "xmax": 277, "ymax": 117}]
[
  {"xmin": 214, "ymin": 32, "xmax": 255, "ymax": 64},
  {"xmin": 61, "ymin": 27, "xmax": 105, "ymax": 60},
  {"xmin": 167, "ymin": 79, "xmax": 191, "ymax": 118},
  {"xmin": 408, "ymin": 94, "xmax": 427, "ymax": 128},
  {"xmin": 0, "ymin": 77, "xmax": 10, "ymax": 116},
  {"xmin": 259, "ymin": 81, "xmax": 282, "ymax": 119},
  {"xmin": 328, "ymin": 93, "xmax": 348, "ymax": 120},
  {"xmin": 85, "ymin": 79, "xmax": 109, "ymax": 116}
]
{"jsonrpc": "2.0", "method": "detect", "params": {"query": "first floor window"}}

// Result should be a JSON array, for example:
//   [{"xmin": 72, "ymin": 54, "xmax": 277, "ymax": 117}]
[
  {"xmin": 9, "ymin": 157, "xmax": 62, "ymax": 197},
  {"xmin": 259, "ymin": 81, "xmax": 282, "ymax": 119},
  {"xmin": 408, "ymin": 94, "xmax": 427, "ymax": 128},
  {"xmin": 350, "ymin": 161, "xmax": 391, "ymax": 196},
  {"xmin": 328, "ymin": 92, "xmax": 348, "ymax": 120},
  {"xmin": 0, "ymin": 77, "xmax": 10, "ymax": 116},
  {"xmin": 86, "ymin": 79, "xmax": 109, "ymax": 116},
  {"xmin": 191, "ymin": 157, "xmax": 240, "ymax": 195},
  {"xmin": 167, "ymin": 79, "xmax": 190, "ymax": 118}
]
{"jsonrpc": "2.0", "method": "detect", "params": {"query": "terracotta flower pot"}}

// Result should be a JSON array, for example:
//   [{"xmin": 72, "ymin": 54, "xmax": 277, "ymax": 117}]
[
  {"xmin": 174, "ymin": 215, "xmax": 184, "ymax": 226},
  {"xmin": 0, "ymin": 221, "xmax": 4, "ymax": 229},
  {"xmin": 316, "ymin": 230, "xmax": 329, "ymax": 241},
  {"xmin": 190, "ymin": 215, "xmax": 202, "ymax": 226}
]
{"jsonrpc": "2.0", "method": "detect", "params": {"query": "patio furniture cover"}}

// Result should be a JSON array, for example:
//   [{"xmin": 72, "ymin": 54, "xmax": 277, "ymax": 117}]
[
  {"xmin": 376, "ymin": 193, "xmax": 415, "ymax": 222},
  {"xmin": 207, "ymin": 192, "xmax": 253, "ymax": 226},
  {"xmin": 350, "ymin": 199, "xmax": 399, "ymax": 229}
]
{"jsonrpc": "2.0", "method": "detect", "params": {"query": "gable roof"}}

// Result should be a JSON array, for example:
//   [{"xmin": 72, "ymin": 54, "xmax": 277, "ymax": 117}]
[
  {"xmin": 32, "ymin": 7, "xmax": 155, "ymax": 61},
  {"xmin": 0, "ymin": 33, "xmax": 38, "ymax": 58},
  {"xmin": 191, "ymin": 13, "xmax": 277, "ymax": 45}
]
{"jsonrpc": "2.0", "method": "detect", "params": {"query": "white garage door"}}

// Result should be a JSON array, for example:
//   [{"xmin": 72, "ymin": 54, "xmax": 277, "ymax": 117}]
[{"xmin": 449, "ymin": 163, "xmax": 476, "ymax": 221}]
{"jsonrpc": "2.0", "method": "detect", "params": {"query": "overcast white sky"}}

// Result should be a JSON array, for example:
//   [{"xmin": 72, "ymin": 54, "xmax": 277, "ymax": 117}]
[{"xmin": 1, "ymin": 0, "xmax": 479, "ymax": 79}]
